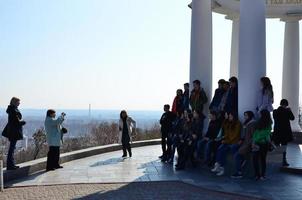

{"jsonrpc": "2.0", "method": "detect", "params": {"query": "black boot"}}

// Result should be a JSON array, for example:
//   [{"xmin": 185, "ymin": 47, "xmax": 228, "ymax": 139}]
[
  {"xmin": 128, "ymin": 147, "xmax": 132, "ymax": 157},
  {"xmin": 122, "ymin": 147, "xmax": 127, "ymax": 158},
  {"xmin": 282, "ymin": 152, "xmax": 289, "ymax": 167}
]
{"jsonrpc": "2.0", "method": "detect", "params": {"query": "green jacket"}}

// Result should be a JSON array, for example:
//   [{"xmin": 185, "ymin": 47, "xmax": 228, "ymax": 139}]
[
  {"xmin": 252, "ymin": 126, "xmax": 272, "ymax": 144},
  {"xmin": 189, "ymin": 88, "xmax": 208, "ymax": 112}
]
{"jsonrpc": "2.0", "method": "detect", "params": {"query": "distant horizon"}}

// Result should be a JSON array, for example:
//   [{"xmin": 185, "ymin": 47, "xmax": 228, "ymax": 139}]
[{"xmin": 0, "ymin": 1, "xmax": 301, "ymax": 110}]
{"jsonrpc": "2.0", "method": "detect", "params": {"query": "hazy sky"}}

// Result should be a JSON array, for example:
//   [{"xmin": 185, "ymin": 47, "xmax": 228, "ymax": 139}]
[{"xmin": 0, "ymin": 0, "xmax": 301, "ymax": 111}]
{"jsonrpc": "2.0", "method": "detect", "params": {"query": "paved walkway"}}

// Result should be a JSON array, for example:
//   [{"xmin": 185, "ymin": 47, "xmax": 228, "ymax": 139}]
[
  {"xmin": 5, "ymin": 144, "xmax": 302, "ymax": 200},
  {"xmin": 1, "ymin": 182, "xmax": 264, "ymax": 200}
]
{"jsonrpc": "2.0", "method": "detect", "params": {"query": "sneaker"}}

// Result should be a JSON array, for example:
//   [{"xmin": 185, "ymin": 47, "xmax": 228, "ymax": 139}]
[
  {"xmin": 231, "ymin": 172, "xmax": 243, "ymax": 179},
  {"xmin": 122, "ymin": 154, "xmax": 127, "ymax": 158},
  {"xmin": 211, "ymin": 162, "xmax": 220, "ymax": 173},
  {"xmin": 216, "ymin": 167, "xmax": 225, "ymax": 176}
]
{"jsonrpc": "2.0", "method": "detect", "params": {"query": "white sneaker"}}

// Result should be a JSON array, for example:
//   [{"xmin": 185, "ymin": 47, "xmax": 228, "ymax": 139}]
[
  {"xmin": 216, "ymin": 167, "xmax": 225, "ymax": 176},
  {"xmin": 211, "ymin": 162, "xmax": 220, "ymax": 173}
]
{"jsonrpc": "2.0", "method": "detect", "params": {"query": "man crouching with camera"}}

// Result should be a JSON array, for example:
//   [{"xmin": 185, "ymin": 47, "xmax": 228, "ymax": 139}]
[{"xmin": 45, "ymin": 110, "xmax": 66, "ymax": 171}]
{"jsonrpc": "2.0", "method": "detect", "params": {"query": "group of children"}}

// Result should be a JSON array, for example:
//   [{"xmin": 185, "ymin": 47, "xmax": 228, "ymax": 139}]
[{"xmin": 159, "ymin": 77, "xmax": 295, "ymax": 180}]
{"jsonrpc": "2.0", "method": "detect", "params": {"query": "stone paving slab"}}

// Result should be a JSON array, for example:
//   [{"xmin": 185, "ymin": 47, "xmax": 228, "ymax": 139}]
[
  {"xmin": 1, "ymin": 182, "xmax": 265, "ymax": 200},
  {"xmin": 5, "ymin": 144, "xmax": 302, "ymax": 200}
]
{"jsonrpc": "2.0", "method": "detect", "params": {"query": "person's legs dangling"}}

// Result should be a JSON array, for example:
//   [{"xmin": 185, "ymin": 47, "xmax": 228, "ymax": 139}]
[
  {"xmin": 252, "ymin": 151, "xmax": 261, "ymax": 179},
  {"xmin": 259, "ymin": 144, "xmax": 268, "ymax": 178}
]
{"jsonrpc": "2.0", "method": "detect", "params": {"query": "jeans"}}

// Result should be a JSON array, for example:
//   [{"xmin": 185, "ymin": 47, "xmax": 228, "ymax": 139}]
[
  {"xmin": 216, "ymin": 144, "xmax": 240, "ymax": 167},
  {"xmin": 252, "ymin": 143, "xmax": 268, "ymax": 177},
  {"xmin": 161, "ymin": 133, "xmax": 168, "ymax": 157},
  {"xmin": 7, "ymin": 140, "xmax": 17, "ymax": 168},
  {"xmin": 46, "ymin": 146, "xmax": 60, "ymax": 170},
  {"xmin": 234, "ymin": 152, "xmax": 245, "ymax": 173},
  {"xmin": 196, "ymin": 139, "xmax": 207, "ymax": 159}
]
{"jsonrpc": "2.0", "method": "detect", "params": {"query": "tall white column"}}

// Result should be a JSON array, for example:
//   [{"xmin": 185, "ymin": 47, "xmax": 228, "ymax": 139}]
[
  {"xmin": 238, "ymin": 0, "xmax": 266, "ymax": 119},
  {"xmin": 189, "ymin": 0, "xmax": 212, "ymax": 130},
  {"xmin": 227, "ymin": 15, "xmax": 239, "ymax": 77},
  {"xmin": 282, "ymin": 18, "xmax": 302, "ymax": 132}
]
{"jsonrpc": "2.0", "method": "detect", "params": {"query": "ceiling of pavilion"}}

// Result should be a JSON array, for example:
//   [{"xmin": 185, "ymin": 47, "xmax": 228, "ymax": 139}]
[{"xmin": 212, "ymin": 0, "xmax": 302, "ymax": 18}]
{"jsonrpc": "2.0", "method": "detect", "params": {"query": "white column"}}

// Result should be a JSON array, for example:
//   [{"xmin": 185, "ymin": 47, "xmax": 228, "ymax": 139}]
[
  {"xmin": 282, "ymin": 18, "xmax": 302, "ymax": 132},
  {"xmin": 0, "ymin": 160, "xmax": 3, "ymax": 192},
  {"xmin": 227, "ymin": 15, "xmax": 239, "ymax": 77},
  {"xmin": 189, "ymin": 0, "xmax": 212, "ymax": 130},
  {"xmin": 238, "ymin": 0, "xmax": 266, "ymax": 119}
]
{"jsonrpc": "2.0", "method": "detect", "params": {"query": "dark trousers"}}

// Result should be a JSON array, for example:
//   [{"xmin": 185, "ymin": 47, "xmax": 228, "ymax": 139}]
[
  {"xmin": 252, "ymin": 144, "xmax": 268, "ymax": 177},
  {"xmin": 177, "ymin": 142, "xmax": 197, "ymax": 168},
  {"xmin": 46, "ymin": 146, "xmax": 60, "ymax": 170},
  {"xmin": 161, "ymin": 133, "xmax": 168, "ymax": 157},
  {"xmin": 7, "ymin": 140, "xmax": 17, "ymax": 168},
  {"xmin": 205, "ymin": 140, "xmax": 219, "ymax": 164},
  {"xmin": 122, "ymin": 142, "xmax": 131, "ymax": 156}
]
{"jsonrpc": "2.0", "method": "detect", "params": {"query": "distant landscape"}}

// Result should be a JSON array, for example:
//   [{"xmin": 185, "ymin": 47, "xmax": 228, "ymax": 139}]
[{"xmin": 0, "ymin": 109, "xmax": 162, "ymax": 138}]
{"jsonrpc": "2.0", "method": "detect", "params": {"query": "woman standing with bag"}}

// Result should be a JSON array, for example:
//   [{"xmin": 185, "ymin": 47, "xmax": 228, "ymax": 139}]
[
  {"xmin": 119, "ymin": 110, "xmax": 136, "ymax": 158},
  {"xmin": 272, "ymin": 99, "xmax": 295, "ymax": 167},
  {"xmin": 45, "ymin": 109, "xmax": 65, "ymax": 171},
  {"xmin": 252, "ymin": 109, "xmax": 273, "ymax": 181},
  {"xmin": 2, "ymin": 97, "xmax": 26, "ymax": 170}
]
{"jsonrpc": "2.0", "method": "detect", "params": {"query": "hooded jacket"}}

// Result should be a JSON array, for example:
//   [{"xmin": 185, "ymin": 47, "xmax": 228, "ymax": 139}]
[{"xmin": 3, "ymin": 105, "xmax": 25, "ymax": 141}]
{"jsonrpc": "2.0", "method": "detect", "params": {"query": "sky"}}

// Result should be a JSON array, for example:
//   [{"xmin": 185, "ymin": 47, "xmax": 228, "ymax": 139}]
[{"xmin": 0, "ymin": 0, "xmax": 301, "ymax": 111}]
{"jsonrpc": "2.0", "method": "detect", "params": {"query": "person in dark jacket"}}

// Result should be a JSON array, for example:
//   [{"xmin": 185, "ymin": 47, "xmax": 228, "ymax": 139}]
[
  {"xmin": 175, "ymin": 111, "xmax": 194, "ymax": 170},
  {"xmin": 2, "ymin": 97, "xmax": 26, "ymax": 170},
  {"xmin": 190, "ymin": 80, "xmax": 208, "ymax": 114},
  {"xmin": 226, "ymin": 77, "xmax": 238, "ymax": 117},
  {"xmin": 218, "ymin": 81, "xmax": 230, "ymax": 119},
  {"xmin": 167, "ymin": 111, "xmax": 185, "ymax": 164},
  {"xmin": 172, "ymin": 89, "xmax": 184, "ymax": 114},
  {"xmin": 197, "ymin": 110, "xmax": 222, "ymax": 166},
  {"xmin": 210, "ymin": 79, "xmax": 225, "ymax": 112},
  {"xmin": 183, "ymin": 83, "xmax": 190, "ymax": 111},
  {"xmin": 159, "ymin": 104, "xmax": 176, "ymax": 161},
  {"xmin": 272, "ymin": 99, "xmax": 295, "ymax": 166}
]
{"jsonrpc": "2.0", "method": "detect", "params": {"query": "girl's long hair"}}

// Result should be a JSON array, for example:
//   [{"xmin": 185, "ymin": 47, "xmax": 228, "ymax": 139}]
[
  {"xmin": 10, "ymin": 97, "xmax": 20, "ymax": 107},
  {"xmin": 256, "ymin": 109, "xmax": 272, "ymax": 130},
  {"xmin": 243, "ymin": 111, "xmax": 255, "ymax": 125},
  {"xmin": 261, "ymin": 77, "xmax": 274, "ymax": 102},
  {"xmin": 120, "ymin": 110, "xmax": 128, "ymax": 119}
]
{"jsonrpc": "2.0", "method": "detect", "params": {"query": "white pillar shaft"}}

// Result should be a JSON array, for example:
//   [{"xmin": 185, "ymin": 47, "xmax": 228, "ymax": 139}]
[
  {"xmin": 230, "ymin": 19, "xmax": 239, "ymax": 77},
  {"xmin": 238, "ymin": 0, "xmax": 266, "ymax": 119},
  {"xmin": 0, "ymin": 160, "xmax": 3, "ymax": 192},
  {"xmin": 282, "ymin": 20, "xmax": 301, "ymax": 132},
  {"xmin": 189, "ymin": 0, "xmax": 212, "ymax": 111}
]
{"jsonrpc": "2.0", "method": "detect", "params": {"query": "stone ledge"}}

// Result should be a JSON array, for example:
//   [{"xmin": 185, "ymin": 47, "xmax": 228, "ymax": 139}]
[
  {"xmin": 280, "ymin": 166, "xmax": 302, "ymax": 175},
  {"xmin": 293, "ymin": 132, "xmax": 302, "ymax": 144},
  {"xmin": 3, "ymin": 139, "xmax": 161, "ymax": 182}
]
